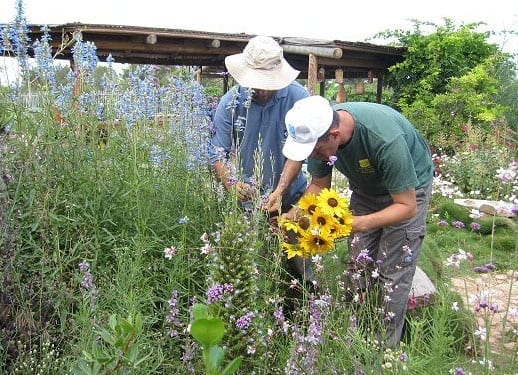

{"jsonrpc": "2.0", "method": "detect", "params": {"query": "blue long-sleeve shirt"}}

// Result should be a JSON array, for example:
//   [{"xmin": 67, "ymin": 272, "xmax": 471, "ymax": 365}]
[{"xmin": 208, "ymin": 82, "xmax": 309, "ymax": 209}]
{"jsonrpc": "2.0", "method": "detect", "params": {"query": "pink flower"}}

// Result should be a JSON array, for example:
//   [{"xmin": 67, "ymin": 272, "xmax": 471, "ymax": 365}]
[{"xmin": 164, "ymin": 246, "xmax": 178, "ymax": 259}]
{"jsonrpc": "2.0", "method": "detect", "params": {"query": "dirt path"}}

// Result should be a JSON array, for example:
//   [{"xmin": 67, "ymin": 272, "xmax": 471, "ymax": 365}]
[{"xmin": 451, "ymin": 270, "xmax": 517, "ymax": 353}]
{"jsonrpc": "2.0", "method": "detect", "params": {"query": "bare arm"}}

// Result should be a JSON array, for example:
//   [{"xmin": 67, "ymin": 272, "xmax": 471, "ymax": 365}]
[
  {"xmin": 282, "ymin": 173, "xmax": 332, "ymax": 217},
  {"xmin": 352, "ymin": 189, "xmax": 417, "ymax": 232},
  {"xmin": 283, "ymin": 174, "xmax": 417, "ymax": 233},
  {"xmin": 262, "ymin": 159, "xmax": 304, "ymax": 212},
  {"xmin": 213, "ymin": 160, "xmax": 251, "ymax": 201}
]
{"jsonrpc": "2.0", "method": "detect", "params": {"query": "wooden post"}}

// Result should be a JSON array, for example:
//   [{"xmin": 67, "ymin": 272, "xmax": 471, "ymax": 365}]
[
  {"xmin": 318, "ymin": 67, "xmax": 325, "ymax": 96},
  {"xmin": 335, "ymin": 68, "xmax": 347, "ymax": 103},
  {"xmin": 223, "ymin": 72, "xmax": 229, "ymax": 93},
  {"xmin": 307, "ymin": 53, "xmax": 318, "ymax": 95},
  {"xmin": 196, "ymin": 66, "xmax": 202, "ymax": 84},
  {"xmin": 356, "ymin": 80, "xmax": 365, "ymax": 94},
  {"xmin": 70, "ymin": 59, "xmax": 82, "ymax": 110},
  {"xmin": 376, "ymin": 73, "xmax": 384, "ymax": 103}
]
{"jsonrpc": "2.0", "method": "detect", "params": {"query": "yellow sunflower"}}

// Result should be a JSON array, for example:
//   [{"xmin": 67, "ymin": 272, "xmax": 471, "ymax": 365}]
[
  {"xmin": 310, "ymin": 207, "xmax": 334, "ymax": 231},
  {"xmin": 316, "ymin": 188, "xmax": 350, "ymax": 218},
  {"xmin": 299, "ymin": 227, "xmax": 335, "ymax": 257},
  {"xmin": 298, "ymin": 193, "xmax": 318, "ymax": 215},
  {"xmin": 278, "ymin": 215, "xmax": 312, "ymax": 234},
  {"xmin": 330, "ymin": 212, "xmax": 354, "ymax": 238},
  {"xmin": 281, "ymin": 242, "xmax": 303, "ymax": 259}
]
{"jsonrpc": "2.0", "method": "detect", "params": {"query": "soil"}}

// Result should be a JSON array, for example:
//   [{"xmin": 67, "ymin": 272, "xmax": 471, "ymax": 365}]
[{"xmin": 451, "ymin": 270, "xmax": 518, "ymax": 353}]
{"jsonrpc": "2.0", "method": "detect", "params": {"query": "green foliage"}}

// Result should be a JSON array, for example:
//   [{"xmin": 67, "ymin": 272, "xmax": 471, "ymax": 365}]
[
  {"xmin": 384, "ymin": 19, "xmax": 499, "ymax": 105},
  {"xmin": 379, "ymin": 19, "xmax": 516, "ymax": 152},
  {"xmin": 74, "ymin": 313, "xmax": 150, "ymax": 374},
  {"xmin": 324, "ymin": 80, "xmax": 395, "ymax": 104},
  {"xmin": 0, "ymin": 87, "xmax": 15, "ymax": 132},
  {"xmin": 435, "ymin": 201, "xmax": 473, "ymax": 224},
  {"xmin": 2, "ymin": 13, "xmax": 517, "ymax": 373},
  {"xmin": 189, "ymin": 303, "xmax": 242, "ymax": 375}
]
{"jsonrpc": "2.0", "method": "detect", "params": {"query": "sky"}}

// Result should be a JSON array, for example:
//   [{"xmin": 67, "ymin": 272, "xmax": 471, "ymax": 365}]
[{"xmin": 1, "ymin": 0, "xmax": 517, "ymax": 82}]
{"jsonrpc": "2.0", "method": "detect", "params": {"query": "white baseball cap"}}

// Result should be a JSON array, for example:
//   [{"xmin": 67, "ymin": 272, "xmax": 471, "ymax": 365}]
[{"xmin": 283, "ymin": 95, "xmax": 334, "ymax": 161}]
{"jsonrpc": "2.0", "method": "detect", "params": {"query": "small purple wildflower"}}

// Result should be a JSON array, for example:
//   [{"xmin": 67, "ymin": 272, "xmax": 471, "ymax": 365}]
[
  {"xmin": 78, "ymin": 260, "xmax": 98, "ymax": 306},
  {"xmin": 439, "ymin": 220, "xmax": 449, "ymax": 227},
  {"xmin": 327, "ymin": 155, "xmax": 337, "ymax": 166},
  {"xmin": 452, "ymin": 220, "xmax": 465, "ymax": 229},
  {"xmin": 470, "ymin": 222, "xmax": 481, "ymax": 231},
  {"xmin": 495, "ymin": 165, "xmax": 517, "ymax": 184},
  {"xmin": 451, "ymin": 367, "xmax": 466, "ymax": 375},
  {"xmin": 399, "ymin": 352, "xmax": 408, "ymax": 362},
  {"xmin": 166, "ymin": 290, "xmax": 184, "ymax": 338},
  {"xmin": 385, "ymin": 311, "xmax": 395, "ymax": 321},
  {"xmin": 355, "ymin": 249, "xmax": 373, "ymax": 264},
  {"xmin": 485, "ymin": 262, "xmax": 496, "ymax": 271},
  {"xmin": 235, "ymin": 311, "xmax": 255, "ymax": 331},
  {"xmin": 474, "ymin": 266, "xmax": 490, "ymax": 273},
  {"xmin": 474, "ymin": 263, "xmax": 496, "ymax": 273},
  {"xmin": 207, "ymin": 283, "xmax": 234, "ymax": 304},
  {"xmin": 227, "ymin": 175, "xmax": 238, "ymax": 186}
]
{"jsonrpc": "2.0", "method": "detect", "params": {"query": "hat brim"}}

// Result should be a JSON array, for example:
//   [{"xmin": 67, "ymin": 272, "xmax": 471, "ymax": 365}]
[
  {"xmin": 225, "ymin": 53, "xmax": 300, "ymax": 90},
  {"xmin": 282, "ymin": 136, "xmax": 317, "ymax": 161}
]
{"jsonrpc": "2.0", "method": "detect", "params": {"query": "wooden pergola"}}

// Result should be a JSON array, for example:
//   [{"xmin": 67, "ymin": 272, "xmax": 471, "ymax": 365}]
[{"xmin": 23, "ymin": 23, "xmax": 406, "ymax": 102}]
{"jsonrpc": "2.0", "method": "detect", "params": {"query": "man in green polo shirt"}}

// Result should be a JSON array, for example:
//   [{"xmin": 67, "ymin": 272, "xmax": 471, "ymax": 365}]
[{"xmin": 279, "ymin": 95, "xmax": 434, "ymax": 347}]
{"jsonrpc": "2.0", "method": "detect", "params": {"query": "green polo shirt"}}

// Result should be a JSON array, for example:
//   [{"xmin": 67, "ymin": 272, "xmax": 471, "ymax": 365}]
[{"xmin": 308, "ymin": 102, "xmax": 434, "ymax": 196}]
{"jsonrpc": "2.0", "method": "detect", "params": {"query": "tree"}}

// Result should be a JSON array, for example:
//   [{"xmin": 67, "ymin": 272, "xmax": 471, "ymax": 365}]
[{"xmin": 377, "ymin": 19, "xmax": 516, "ymax": 152}]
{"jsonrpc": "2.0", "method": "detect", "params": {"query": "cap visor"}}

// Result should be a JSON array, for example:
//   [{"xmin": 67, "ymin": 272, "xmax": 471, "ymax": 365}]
[{"xmin": 282, "ymin": 137, "xmax": 317, "ymax": 161}]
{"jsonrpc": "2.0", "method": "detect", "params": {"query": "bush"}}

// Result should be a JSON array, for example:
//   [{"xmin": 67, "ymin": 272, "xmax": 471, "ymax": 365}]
[{"xmin": 435, "ymin": 201, "xmax": 473, "ymax": 224}]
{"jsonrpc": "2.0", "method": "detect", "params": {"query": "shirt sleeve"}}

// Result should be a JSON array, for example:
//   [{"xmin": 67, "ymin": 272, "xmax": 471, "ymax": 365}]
[
  {"xmin": 207, "ymin": 92, "xmax": 234, "ymax": 164},
  {"xmin": 307, "ymin": 157, "xmax": 333, "ymax": 178}
]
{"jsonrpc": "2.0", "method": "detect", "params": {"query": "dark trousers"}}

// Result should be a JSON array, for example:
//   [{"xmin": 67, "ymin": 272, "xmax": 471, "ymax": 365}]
[{"xmin": 346, "ymin": 183, "xmax": 432, "ymax": 347}]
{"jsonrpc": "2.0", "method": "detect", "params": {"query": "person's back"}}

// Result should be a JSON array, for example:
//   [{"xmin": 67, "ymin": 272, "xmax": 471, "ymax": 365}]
[
  {"xmin": 207, "ymin": 36, "xmax": 314, "ymax": 309},
  {"xmin": 210, "ymin": 81, "xmax": 308, "ymax": 208},
  {"xmin": 308, "ymin": 102, "xmax": 434, "ymax": 196}
]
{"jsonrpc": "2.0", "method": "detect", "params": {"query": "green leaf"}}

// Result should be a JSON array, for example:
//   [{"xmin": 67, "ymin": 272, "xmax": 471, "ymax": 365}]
[
  {"xmin": 207, "ymin": 345, "xmax": 225, "ymax": 371},
  {"xmin": 109, "ymin": 314, "xmax": 118, "ymax": 330},
  {"xmin": 126, "ymin": 344, "xmax": 139, "ymax": 363},
  {"xmin": 98, "ymin": 328, "xmax": 115, "ymax": 345},
  {"xmin": 81, "ymin": 350, "xmax": 94, "ymax": 362},
  {"xmin": 75, "ymin": 358, "xmax": 93, "ymax": 375},
  {"xmin": 192, "ymin": 303, "xmax": 209, "ymax": 320},
  {"xmin": 190, "ymin": 318, "xmax": 226, "ymax": 347},
  {"xmin": 221, "ymin": 356, "xmax": 243, "ymax": 375}
]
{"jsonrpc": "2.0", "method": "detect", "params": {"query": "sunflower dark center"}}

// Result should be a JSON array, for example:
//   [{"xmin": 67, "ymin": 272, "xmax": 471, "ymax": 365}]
[
  {"xmin": 298, "ymin": 216, "xmax": 311, "ymax": 230},
  {"xmin": 327, "ymin": 198, "xmax": 338, "ymax": 208},
  {"xmin": 308, "ymin": 204, "xmax": 317, "ymax": 215},
  {"xmin": 313, "ymin": 237, "xmax": 326, "ymax": 245},
  {"xmin": 317, "ymin": 217, "xmax": 326, "ymax": 226}
]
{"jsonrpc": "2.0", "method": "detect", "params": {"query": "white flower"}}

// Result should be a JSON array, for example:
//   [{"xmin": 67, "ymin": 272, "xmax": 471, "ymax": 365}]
[
  {"xmin": 164, "ymin": 246, "xmax": 178, "ymax": 259},
  {"xmin": 200, "ymin": 243, "xmax": 212, "ymax": 255},
  {"xmin": 452, "ymin": 302, "xmax": 460, "ymax": 311},
  {"xmin": 371, "ymin": 268, "xmax": 379, "ymax": 278},
  {"xmin": 474, "ymin": 326, "xmax": 487, "ymax": 341}
]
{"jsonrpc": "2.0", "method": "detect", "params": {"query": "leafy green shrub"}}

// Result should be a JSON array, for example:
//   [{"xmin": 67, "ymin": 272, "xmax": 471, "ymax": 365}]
[
  {"xmin": 489, "ymin": 234, "xmax": 517, "ymax": 253},
  {"xmin": 435, "ymin": 201, "xmax": 473, "ymax": 224},
  {"xmin": 477, "ymin": 216, "xmax": 517, "ymax": 235}
]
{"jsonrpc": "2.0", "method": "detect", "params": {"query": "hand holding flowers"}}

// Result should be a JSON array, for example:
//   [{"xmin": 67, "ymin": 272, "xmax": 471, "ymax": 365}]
[{"xmin": 278, "ymin": 188, "xmax": 354, "ymax": 259}]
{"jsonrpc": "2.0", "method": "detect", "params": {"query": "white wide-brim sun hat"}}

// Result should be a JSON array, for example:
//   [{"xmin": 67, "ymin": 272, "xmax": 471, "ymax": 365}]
[{"xmin": 225, "ymin": 36, "xmax": 300, "ymax": 91}]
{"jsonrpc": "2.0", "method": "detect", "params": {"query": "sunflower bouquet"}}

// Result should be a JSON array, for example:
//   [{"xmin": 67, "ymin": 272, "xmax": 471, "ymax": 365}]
[{"xmin": 279, "ymin": 188, "xmax": 354, "ymax": 259}]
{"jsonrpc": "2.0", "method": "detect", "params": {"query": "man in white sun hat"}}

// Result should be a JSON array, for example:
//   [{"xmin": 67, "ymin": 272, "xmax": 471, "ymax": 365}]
[
  {"xmin": 279, "ymin": 95, "xmax": 434, "ymax": 346},
  {"xmin": 207, "ymin": 36, "xmax": 313, "ymax": 304}
]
